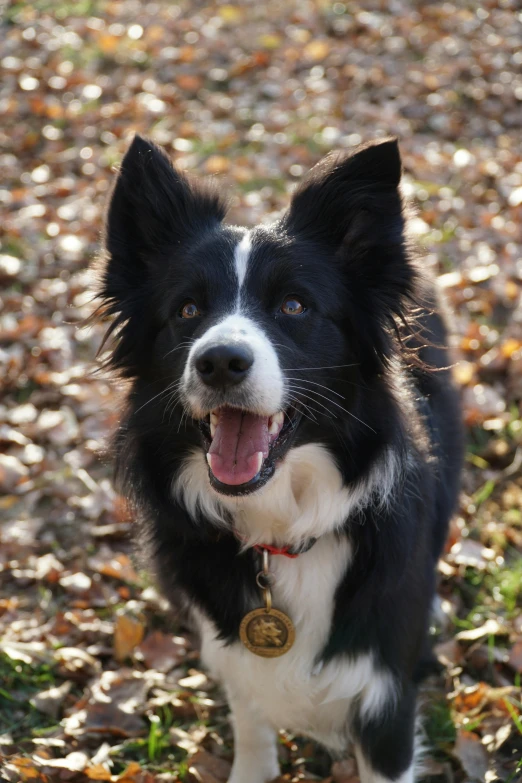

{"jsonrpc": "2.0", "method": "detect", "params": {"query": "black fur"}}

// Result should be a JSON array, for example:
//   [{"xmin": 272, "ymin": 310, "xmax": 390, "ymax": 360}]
[{"xmin": 96, "ymin": 135, "xmax": 463, "ymax": 780}]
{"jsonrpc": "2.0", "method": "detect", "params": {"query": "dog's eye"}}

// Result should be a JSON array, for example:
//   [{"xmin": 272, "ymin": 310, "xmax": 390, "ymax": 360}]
[
  {"xmin": 281, "ymin": 297, "xmax": 305, "ymax": 316},
  {"xmin": 180, "ymin": 301, "xmax": 201, "ymax": 319}
]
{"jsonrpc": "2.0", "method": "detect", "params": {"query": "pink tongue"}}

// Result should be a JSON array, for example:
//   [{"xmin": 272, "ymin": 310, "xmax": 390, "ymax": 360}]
[{"xmin": 208, "ymin": 408, "xmax": 269, "ymax": 486}]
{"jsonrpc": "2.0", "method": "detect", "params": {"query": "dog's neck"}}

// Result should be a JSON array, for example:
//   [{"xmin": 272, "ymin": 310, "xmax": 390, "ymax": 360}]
[{"xmin": 174, "ymin": 442, "xmax": 400, "ymax": 549}]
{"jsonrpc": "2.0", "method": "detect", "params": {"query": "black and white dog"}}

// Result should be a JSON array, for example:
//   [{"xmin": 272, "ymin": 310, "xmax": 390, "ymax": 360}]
[{"xmin": 96, "ymin": 135, "xmax": 462, "ymax": 783}]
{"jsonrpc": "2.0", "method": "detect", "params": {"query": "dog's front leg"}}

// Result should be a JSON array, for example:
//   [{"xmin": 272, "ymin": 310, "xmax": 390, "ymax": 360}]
[
  {"xmin": 354, "ymin": 684, "xmax": 417, "ymax": 783},
  {"xmin": 227, "ymin": 696, "xmax": 280, "ymax": 783}
]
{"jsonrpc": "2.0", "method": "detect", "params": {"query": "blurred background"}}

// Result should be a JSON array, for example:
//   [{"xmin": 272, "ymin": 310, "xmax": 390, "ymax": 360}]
[{"xmin": 1, "ymin": 1, "xmax": 521, "ymax": 781}]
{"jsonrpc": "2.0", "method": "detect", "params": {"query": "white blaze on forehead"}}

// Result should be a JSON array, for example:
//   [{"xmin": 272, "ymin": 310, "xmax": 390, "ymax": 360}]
[{"xmin": 233, "ymin": 230, "xmax": 252, "ymax": 290}]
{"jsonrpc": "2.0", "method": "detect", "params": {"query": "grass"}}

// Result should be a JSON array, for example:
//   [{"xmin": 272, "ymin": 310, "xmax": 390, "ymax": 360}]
[
  {"xmin": 423, "ymin": 695, "xmax": 457, "ymax": 762},
  {"xmin": 105, "ymin": 704, "xmax": 207, "ymax": 776},
  {"xmin": 0, "ymin": 654, "xmax": 61, "ymax": 741}
]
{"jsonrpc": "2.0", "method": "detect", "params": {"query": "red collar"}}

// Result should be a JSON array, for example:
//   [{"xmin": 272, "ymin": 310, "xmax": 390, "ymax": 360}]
[
  {"xmin": 254, "ymin": 543, "xmax": 301, "ymax": 559},
  {"xmin": 235, "ymin": 536, "xmax": 317, "ymax": 559}
]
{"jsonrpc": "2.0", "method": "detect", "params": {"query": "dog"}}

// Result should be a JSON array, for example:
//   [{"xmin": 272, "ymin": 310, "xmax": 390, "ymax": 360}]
[{"xmin": 95, "ymin": 134, "xmax": 463, "ymax": 783}]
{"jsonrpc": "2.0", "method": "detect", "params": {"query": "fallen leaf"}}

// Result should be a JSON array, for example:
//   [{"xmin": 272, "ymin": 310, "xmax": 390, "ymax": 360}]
[
  {"xmin": 178, "ymin": 672, "xmax": 210, "ymax": 690},
  {"xmin": 85, "ymin": 764, "xmax": 113, "ymax": 780},
  {"xmin": 54, "ymin": 647, "xmax": 101, "ymax": 680},
  {"xmin": 304, "ymin": 40, "xmax": 330, "ymax": 61},
  {"xmin": 187, "ymin": 750, "xmax": 231, "ymax": 783},
  {"xmin": 90, "ymin": 553, "xmax": 140, "ymax": 583},
  {"xmin": 508, "ymin": 640, "xmax": 522, "ymax": 673},
  {"xmin": 0, "ymin": 453, "xmax": 29, "ymax": 492},
  {"xmin": 36, "ymin": 751, "xmax": 89, "ymax": 773},
  {"xmin": 456, "ymin": 618, "xmax": 506, "ymax": 642},
  {"xmin": 453, "ymin": 730, "xmax": 488, "ymax": 782},
  {"xmin": 137, "ymin": 631, "xmax": 186, "ymax": 672},
  {"xmin": 1, "ymin": 756, "xmax": 47, "ymax": 781},
  {"xmin": 449, "ymin": 539, "xmax": 495, "ymax": 569},
  {"xmin": 30, "ymin": 680, "xmax": 72, "ymax": 719},
  {"xmin": 434, "ymin": 639, "xmax": 463, "ymax": 667},
  {"xmin": 454, "ymin": 682, "xmax": 491, "ymax": 713},
  {"xmin": 64, "ymin": 671, "xmax": 153, "ymax": 738},
  {"xmin": 114, "ymin": 613, "xmax": 145, "ymax": 662}
]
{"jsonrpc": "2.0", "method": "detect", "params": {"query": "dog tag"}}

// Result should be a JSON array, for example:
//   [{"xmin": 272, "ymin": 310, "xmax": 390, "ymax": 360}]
[{"xmin": 239, "ymin": 607, "xmax": 295, "ymax": 658}]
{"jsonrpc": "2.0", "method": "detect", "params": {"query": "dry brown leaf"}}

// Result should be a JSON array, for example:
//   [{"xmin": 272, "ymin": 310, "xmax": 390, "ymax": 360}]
[
  {"xmin": 434, "ymin": 639, "xmax": 464, "ymax": 667},
  {"xmin": 85, "ymin": 764, "xmax": 113, "ymax": 781},
  {"xmin": 114, "ymin": 613, "xmax": 145, "ymax": 662},
  {"xmin": 116, "ymin": 761, "xmax": 145, "ymax": 781},
  {"xmin": 54, "ymin": 647, "xmax": 101, "ymax": 680},
  {"xmin": 1, "ymin": 756, "xmax": 48, "ymax": 782},
  {"xmin": 30, "ymin": 680, "xmax": 72, "ymax": 719},
  {"xmin": 508, "ymin": 640, "xmax": 522, "ymax": 673},
  {"xmin": 178, "ymin": 672, "xmax": 211, "ymax": 690},
  {"xmin": 456, "ymin": 618, "xmax": 505, "ymax": 642},
  {"xmin": 137, "ymin": 631, "xmax": 186, "ymax": 672},
  {"xmin": 64, "ymin": 671, "xmax": 152, "ymax": 738},
  {"xmin": 453, "ymin": 730, "xmax": 488, "ymax": 782},
  {"xmin": 0, "ymin": 453, "xmax": 29, "ymax": 492},
  {"xmin": 187, "ymin": 750, "xmax": 231, "ymax": 783}
]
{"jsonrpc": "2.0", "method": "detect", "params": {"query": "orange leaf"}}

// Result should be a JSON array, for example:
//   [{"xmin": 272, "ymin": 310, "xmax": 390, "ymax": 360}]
[
  {"xmin": 85, "ymin": 764, "xmax": 113, "ymax": 780},
  {"xmin": 97, "ymin": 34, "xmax": 119, "ymax": 53},
  {"xmin": 501, "ymin": 338, "xmax": 522, "ymax": 359},
  {"xmin": 114, "ymin": 613, "xmax": 145, "ymax": 662},
  {"xmin": 304, "ymin": 40, "xmax": 330, "ymax": 61}
]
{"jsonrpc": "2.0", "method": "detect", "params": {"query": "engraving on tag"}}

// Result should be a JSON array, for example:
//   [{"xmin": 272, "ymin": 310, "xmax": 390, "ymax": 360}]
[{"xmin": 239, "ymin": 607, "xmax": 295, "ymax": 658}]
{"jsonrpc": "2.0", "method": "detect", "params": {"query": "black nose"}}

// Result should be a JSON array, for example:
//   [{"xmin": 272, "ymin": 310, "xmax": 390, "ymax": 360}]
[{"xmin": 195, "ymin": 343, "xmax": 254, "ymax": 387}]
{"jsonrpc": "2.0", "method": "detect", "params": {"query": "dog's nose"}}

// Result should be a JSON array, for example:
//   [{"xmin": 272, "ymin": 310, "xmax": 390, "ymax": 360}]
[{"xmin": 195, "ymin": 343, "xmax": 254, "ymax": 387}]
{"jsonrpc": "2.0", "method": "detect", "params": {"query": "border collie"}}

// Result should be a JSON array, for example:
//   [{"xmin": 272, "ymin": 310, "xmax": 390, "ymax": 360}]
[{"xmin": 95, "ymin": 135, "xmax": 463, "ymax": 783}]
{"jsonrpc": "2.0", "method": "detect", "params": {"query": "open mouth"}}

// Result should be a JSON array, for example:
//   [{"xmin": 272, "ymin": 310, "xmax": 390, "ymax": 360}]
[{"xmin": 198, "ymin": 405, "xmax": 301, "ymax": 495}]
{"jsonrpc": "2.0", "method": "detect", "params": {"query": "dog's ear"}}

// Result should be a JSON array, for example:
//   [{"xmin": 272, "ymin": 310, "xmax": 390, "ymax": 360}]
[
  {"xmin": 282, "ymin": 138, "xmax": 415, "ymax": 329},
  {"xmin": 96, "ymin": 136, "xmax": 227, "ymax": 375},
  {"xmin": 102, "ymin": 135, "xmax": 226, "ymax": 296},
  {"xmin": 282, "ymin": 138, "xmax": 402, "ymax": 247}
]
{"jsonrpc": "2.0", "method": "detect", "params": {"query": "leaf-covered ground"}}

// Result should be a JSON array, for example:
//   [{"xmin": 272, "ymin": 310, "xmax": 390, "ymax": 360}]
[{"xmin": 1, "ymin": 1, "xmax": 521, "ymax": 781}]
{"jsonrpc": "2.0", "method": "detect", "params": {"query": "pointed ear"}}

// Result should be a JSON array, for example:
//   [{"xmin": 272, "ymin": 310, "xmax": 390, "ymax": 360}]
[
  {"xmin": 282, "ymin": 138, "xmax": 403, "ymax": 245},
  {"xmin": 102, "ymin": 135, "xmax": 227, "ymax": 303},
  {"xmin": 282, "ymin": 139, "xmax": 416, "ymax": 346}
]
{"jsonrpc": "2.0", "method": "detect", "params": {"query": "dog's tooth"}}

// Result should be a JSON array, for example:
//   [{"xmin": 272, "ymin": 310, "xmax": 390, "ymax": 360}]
[
  {"xmin": 254, "ymin": 451, "xmax": 263, "ymax": 474},
  {"xmin": 206, "ymin": 453, "xmax": 213, "ymax": 470},
  {"xmin": 210, "ymin": 411, "xmax": 218, "ymax": 438},
  {"xmin": 269, "ymin": 411, "xmax": 284, "ymax": 435}
]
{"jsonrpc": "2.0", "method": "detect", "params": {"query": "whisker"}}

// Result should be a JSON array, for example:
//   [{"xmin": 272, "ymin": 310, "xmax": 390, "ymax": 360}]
[
  {"xmin": 285, "ymin": 395, "xmax": 319, "ymax": 426},
  {"xmin": 286, "ymin": 385, "xmax": 338, "ymax": 421},
  {"xmin": 162, "ymin": 339, "xmax": 196, "ymax": 360},
  {"xmin": 177, "ymin": 408, "xmax": 190, "ymax": 434},
  {"xmin": 285, "ymin": 395, "xmax": 318, "ymax": 422},
  {"xmin": 287, "ymin": 384, "xmax": 376, "ymax": 433},
  {"xmin": 133, "ymin": 380, "xmax": 180, "ymax": 415},
  {"xmin": 283, "ymin": 363, "xmax": 360, "ymax": 371},
  {"xmin": 286, "ymin": 377, "xmax": 346, "ymax": 400}
]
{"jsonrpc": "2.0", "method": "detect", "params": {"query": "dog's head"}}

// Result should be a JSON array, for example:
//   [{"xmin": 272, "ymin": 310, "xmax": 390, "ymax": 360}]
[{"xmin": 98, "ymin": 135, "xmax": 415, "ymax": 497}]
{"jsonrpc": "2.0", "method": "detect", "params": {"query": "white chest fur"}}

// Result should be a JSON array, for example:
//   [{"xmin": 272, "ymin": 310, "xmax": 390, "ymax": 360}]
[
  {"xmin": 197, "ymin": 534, "xmax": 394, "ymax": 752},
  {"xmin": 180, "ymin": 442, "xmax": 397, "ymax": 751}
]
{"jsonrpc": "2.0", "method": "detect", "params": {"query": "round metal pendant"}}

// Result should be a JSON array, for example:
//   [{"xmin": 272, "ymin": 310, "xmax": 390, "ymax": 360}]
[{"xmin": 239, "ymin": 607, "xmax": 295, "ymax": 658}]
